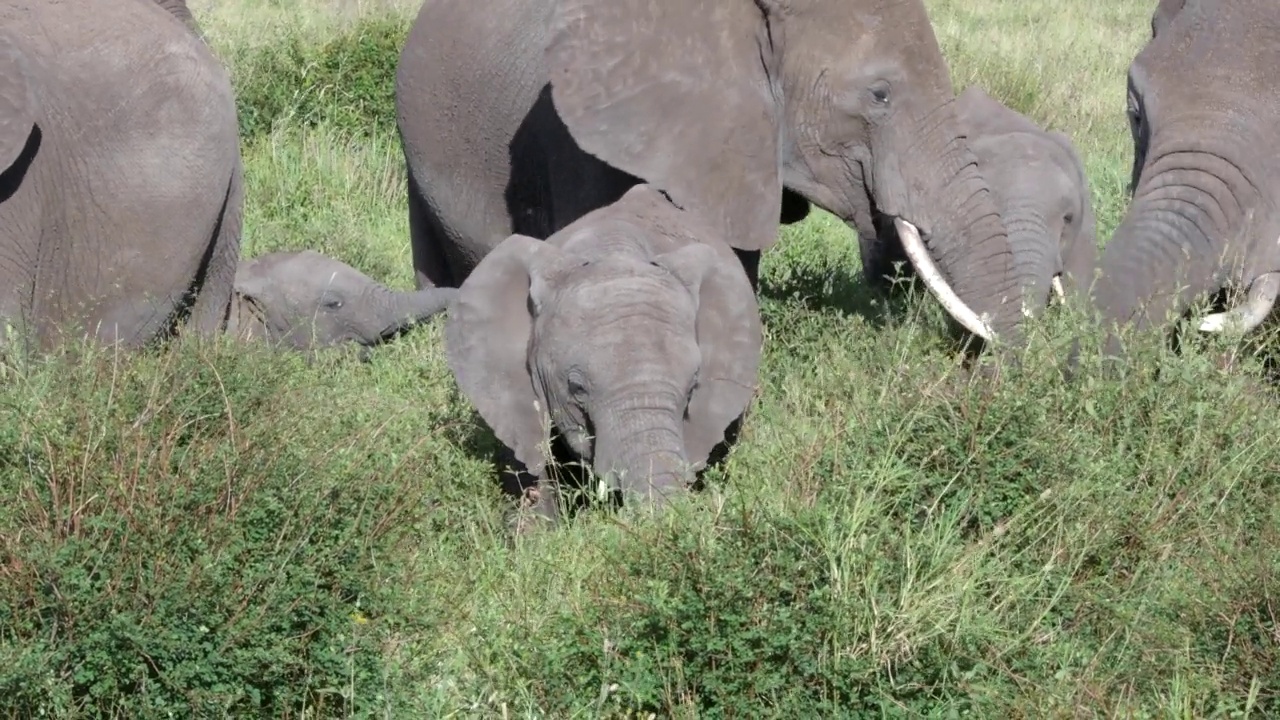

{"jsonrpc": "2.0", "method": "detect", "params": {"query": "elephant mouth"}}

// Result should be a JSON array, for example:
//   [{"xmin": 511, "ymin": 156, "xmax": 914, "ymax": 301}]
[
  {"xmin": 890, "ymin": 217, "xmax": 997, "ymax": 341},
  {"xmin": 1197, "ymin": 271, "xmax": 1280, "ymax": 334}
]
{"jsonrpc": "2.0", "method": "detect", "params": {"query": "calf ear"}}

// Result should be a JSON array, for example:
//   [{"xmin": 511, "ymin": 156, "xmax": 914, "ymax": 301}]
[
  {"xmin": 0, "ymin": 35, "xmax": 38, "ymax": 174},
  {"xmin": 652, "ymin": 239, "xmax": 762, "ymax": 471}
]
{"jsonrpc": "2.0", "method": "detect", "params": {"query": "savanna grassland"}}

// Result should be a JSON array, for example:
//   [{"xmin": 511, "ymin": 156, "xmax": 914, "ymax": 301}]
[{"xmin": 1, "ymin": 0, "xmax": 1277, "ymax": 716}]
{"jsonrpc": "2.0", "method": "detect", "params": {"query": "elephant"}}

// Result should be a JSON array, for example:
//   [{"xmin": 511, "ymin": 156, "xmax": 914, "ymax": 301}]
[
  {"xmin": 396, "ymin": 0, "xmax": 1029, "ymax": 346},
  {"xmin": 866, "ymin": 86, "xmax": 1098, "ymax": 318},
  {"xmin": 228, "ymin": 250, "xmax": 457, "ymax": 353},
  {"xmin": 1087, "ymin": 0, "xmax": 1280, "ymax": 353},
  {"xmin": 444, "ymin": 184, "xmax": 762, "ymax": 522},
  {"xmin": 0, "ymin": 0, "xmax": 242, "ymax": 354}
]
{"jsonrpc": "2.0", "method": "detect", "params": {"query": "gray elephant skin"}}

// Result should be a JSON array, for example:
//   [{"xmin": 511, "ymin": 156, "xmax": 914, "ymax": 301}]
[
  {"xmin": 869, "ymin": 86, "xmax": 1098, "ymax": 318},
  {"xmin": 397, "ymin": 0, "xmax": 1029, "ymax": 346},
  {"xmin": 444, "ymin": 185, "xmax": 762, "ymax": 521},
  {"xmin": 1089, "ymin": 0, "xmax": 1280, "ymax": 352},
  {"xmin": 230, "ymin": 250, "xmax": 456, "ymax": 353},
  {"xmin": 0, "ymin": 0, "xmax": 243, "ymax": 353}
]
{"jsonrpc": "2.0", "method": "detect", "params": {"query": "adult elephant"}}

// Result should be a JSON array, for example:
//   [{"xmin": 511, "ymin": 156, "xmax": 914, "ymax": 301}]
[
  {"xmin": 395, "ymin": 0, "xmax": 1026, "ymax": 344},
  {"xmin": 869, "ymin": 86, "xmax": 1098, "ymax": 319},
  {"xmin": 0, "ymin": 0, "xmax": 242, "ymax": 353},
  {"xmin": 1088, "ymin": 0, "xmax": 1280, "ymax": 351}
]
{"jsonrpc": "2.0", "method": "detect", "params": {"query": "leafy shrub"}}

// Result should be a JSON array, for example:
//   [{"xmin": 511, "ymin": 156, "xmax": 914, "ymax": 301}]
[
  {"xmin": 229, "ymin": 16, "xmax": 411, "ymax": 140},
  {"xmin": 0, "ymin": 340, "xmax": 448, "ymax": 717}
]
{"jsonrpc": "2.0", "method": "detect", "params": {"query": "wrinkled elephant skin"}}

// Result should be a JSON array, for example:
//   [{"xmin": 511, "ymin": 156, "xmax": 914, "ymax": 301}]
[
  {"xmin": 0, "ymin": 0, "xmax": 242, "ymax": 354},
  {"xmin": 444, "ymin": 185, "xmax": 762, "ymax": 523},
  {"xmin": 1090, "ymin": 0, "xmax": 1280, "ymax": 356},
  {"xmin": 397, "ymin": 0, "xmax": 1025, "ymax": 345},
  {"xmin": 868, "ymin": 86, "xmax": 1098, "ymax": 320}
]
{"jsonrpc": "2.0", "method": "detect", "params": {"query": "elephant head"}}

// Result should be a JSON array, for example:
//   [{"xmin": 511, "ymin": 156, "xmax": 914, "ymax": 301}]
[
  {"xmin": 445, "ymin": 184, "xmax": 762, "ymax": 513},
  {"xmin": 543, "ymin": 0, "xmax": 1024, "ymax": 345},
  {"xmin": 1091, "ymin": 0, "xmax": 1280, "ymax": 352},
  {"xmin": 952, "ymin": 86, "xmax": 1098, "ymax": 316},
  {"xmin": 229, "ymin": 250, "xmax": 457, "ymax": 352}
]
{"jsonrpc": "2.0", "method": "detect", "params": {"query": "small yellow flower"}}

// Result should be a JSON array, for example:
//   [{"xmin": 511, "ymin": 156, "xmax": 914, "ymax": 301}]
[{"xmin": 350, "ymin": 611, "xmax": 369, "ymax": 625}]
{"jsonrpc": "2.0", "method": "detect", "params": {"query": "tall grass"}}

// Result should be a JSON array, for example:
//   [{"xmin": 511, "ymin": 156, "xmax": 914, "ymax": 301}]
[{"xmin": 0, "ymin": 0, "xmax": 1275, "ymax": 717}]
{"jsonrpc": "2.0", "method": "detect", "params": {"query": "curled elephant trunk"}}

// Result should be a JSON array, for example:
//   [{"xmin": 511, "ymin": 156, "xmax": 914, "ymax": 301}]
[
  {"xmin": 375, "ymin": 286, "xmax": 457, "ymax": 340},
  {"xmin": 593, "ymin": 401, "xmax": 692, "ymax": 508},
  {"xmin": 876, "ymin": 103, "xmax": 1024, "ymax": 345}
]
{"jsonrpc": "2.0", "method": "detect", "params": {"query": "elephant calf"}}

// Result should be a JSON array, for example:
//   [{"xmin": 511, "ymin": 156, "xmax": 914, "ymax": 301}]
[
  {"xmin": 445, "ymin": 184, "xmax": 762, "ymax": 523},
  {"xmin": 868, "ymin": 86, "xmax": 1098, "ymax": 320},
  {"xmin": 229, "ymin": 250, "xmax": 456, "ymax": 354}
]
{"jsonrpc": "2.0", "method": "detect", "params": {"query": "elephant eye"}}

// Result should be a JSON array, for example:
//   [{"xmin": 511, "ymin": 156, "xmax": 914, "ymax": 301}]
[
  {"xmin": 321, "ymin": 295, "xmax": 343, "ymax": 310},
  {"xmin": 869, "ymin": 80, "xmax": 891, "ymax": 106},
  {"xmin": 567, "ymin": 370, "xmax": 589, "ymax": 401}
]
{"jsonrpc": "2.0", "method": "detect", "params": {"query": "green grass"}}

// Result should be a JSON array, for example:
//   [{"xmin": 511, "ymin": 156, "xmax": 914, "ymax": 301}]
[{"xmin": 1, "ymin": 0, "xmax": 1277, "ymax": 716}]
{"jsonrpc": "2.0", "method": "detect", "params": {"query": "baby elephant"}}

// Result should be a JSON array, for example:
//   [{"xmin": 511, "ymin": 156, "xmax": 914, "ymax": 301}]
[
  {"xmin": 229, "ymin": 250, "xmax": 456, "ymax": 353},
  {"xmin": 445, "ymin": 184, "xmax": 762, "ymax": 522},
  {"xmin": 868, "ymin": 86, "xmax": 1098, "ymax": 318}
]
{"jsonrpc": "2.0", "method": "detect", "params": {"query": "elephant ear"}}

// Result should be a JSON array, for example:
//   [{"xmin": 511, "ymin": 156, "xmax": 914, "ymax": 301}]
[
  {"xmin": 545, "ymin": 0, "xmax": 785, "ymax": 254},
  {"xmin": 0, "ymin": 34, "xmax": 38, "ymax": 174},
  {"xmin": 652, "ymin": 239, "xmax": 763, "ymax": 470},
  {"xmin": 445, "ymin": 234, "xmax": 567, "ymax": 476},
  {"xmin": 1046, "ymin": 130, "xmax": 1099, "ymax": 297}
]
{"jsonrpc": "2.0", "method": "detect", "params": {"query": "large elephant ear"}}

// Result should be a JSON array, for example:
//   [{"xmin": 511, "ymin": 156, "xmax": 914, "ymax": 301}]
[
  {"xmin": 652, "ymin": 237, "xmax": 763, "ymax": 470},
  {"xmin": 0, "ymin": 35, "xmax": 38, "ymax": 173},
  {"xmin": 545, "ymin": 0, "xmax": 785, "ymax": 253},
  {"xmin": 445, "ymin": 234, "xmax": 566, "ymax": 476}
]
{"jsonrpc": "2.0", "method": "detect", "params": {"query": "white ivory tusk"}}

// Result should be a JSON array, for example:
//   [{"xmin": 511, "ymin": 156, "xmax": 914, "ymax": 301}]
[
  {"xmin": 1198, "ymin": 271, "xmax": 1280, "ymax": 333},
  {"xmin": 1051, "ymin": 275, "xmax": 1065, "ymax": 303},
  {"xmin": 893, "ymin": 218, "xmax": 996, "ymax": 341}
]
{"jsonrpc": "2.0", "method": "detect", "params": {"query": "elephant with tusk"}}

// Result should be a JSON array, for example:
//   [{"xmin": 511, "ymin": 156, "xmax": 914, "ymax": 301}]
[
  {"xmin": 1084, "ymin": 0, "xmax": 1280, "ymax": 356},
  {"xmin": 867, "ymin": 85, "xmax": 1098, "ymax": 323},
  {"xmin": 229, "ymin": 250, "xmax": 457, "ymax": 354},
  {"xmin": 396, "ymin": 0, "xmax": 1027, "ymax": 347},
  {"xmin": 444, "ymin": 184, "xmax": 762, "ymax": 524}
]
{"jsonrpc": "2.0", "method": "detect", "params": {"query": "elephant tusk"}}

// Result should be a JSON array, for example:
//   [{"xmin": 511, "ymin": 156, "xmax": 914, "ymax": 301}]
[
  {"xmin": 1051, "ymin": 275, "xmax": 1065, "ymax": 303},
  {"xmin": 894, "ymin": 218, "xmax": 996, "ymax": 341},
  {"xmin": 1199, "ymin": 271, "xmax": 1280, "ymax": 333}
]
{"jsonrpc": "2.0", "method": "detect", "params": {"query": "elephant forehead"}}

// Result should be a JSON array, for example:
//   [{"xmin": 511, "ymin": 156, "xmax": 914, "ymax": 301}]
[{"xmin": 558, "ymin": 272, "xmax": 694, "ymax": 321}]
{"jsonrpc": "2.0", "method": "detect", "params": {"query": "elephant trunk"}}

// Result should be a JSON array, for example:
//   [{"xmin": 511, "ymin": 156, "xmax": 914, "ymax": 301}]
[
  {"xmin": 1004, "ymin": 202, "xmax": 1062, "ymax": 318},
  {"xmin": 876, "ymin": 101, "xmax": 1024, "ymax": 345},
  {"xmin": 372, "ymin": 286, "xmax": 458, "ymax": 341},
  {"xmin": 1091, "ymin": 145, "xmax": 1255, "ymax": 354},
  {"xmin": 593, "ymin": 392, "xmax": 692, "ymax": 508}
]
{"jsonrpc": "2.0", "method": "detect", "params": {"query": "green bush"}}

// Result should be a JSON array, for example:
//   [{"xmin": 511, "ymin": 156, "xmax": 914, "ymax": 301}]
[
  {"xmin": 229, "ymin": 16, "xmax": 411, "ymax": 141},
  {"xmin": 0, "ymin": 340, "xmax": 461, "ymax": 717}
]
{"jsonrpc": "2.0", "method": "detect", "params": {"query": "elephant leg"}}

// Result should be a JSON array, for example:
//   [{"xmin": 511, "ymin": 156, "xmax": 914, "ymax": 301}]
[
  {"xmin": 187, "ymin": 166, "xmax": 244, "ymax": 338},
  {"xmin": 407, "ymin": 170, "xmax": 457, "ymax": 289}
]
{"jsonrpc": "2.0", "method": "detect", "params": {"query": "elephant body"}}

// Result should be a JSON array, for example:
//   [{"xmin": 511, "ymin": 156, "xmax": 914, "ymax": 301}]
[
  {"xmin": 397, "ymin": 0, "xmax": 1028, "ymax": 344},
  {"xmin": 0, "ymin": 0, "xmax": 242, "ymax": 353},
  {"xmin": 867, "ymin": 86, "xmax": 1098, "ymax": 316},
  {"xmin": 445, "ymin": 184, "xmax": 762, "ymax": 521},
  {"xmin": 229, "ymin": 250, "xmax": 456, "ymax": 353},
  {"xmin": 1090, "ymin": 0, "xmax": 1280, "ymax": 347}
]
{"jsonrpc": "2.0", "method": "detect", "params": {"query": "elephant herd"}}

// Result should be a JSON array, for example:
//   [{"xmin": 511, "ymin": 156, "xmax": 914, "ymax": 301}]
[{"xmin": 1, "ymin": 0, "xmax": 1275, "ymax": 526}]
